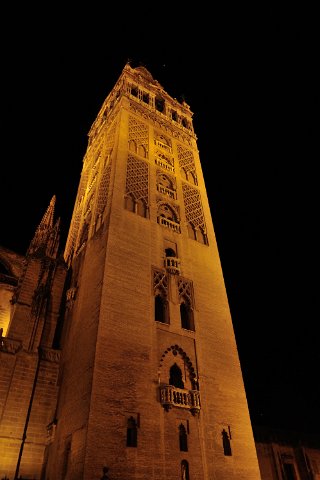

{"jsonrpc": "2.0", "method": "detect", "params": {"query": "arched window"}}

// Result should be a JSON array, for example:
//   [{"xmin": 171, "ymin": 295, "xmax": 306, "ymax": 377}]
[
  {"xmin": 181, "ymin": 460, "xmax": 190, "ymax": 480},
  {"xmin": 179, "ymin": 424, "xmax": 188, "ymax": 452},
  {"xmin": 189, "ymin": 171, "xmax": 197, "ymax": 186},
  {"xmin": 181, "ymin": 168, "xmax": 188, "ymax": 181},
  {"xmin": 158, "ymin": 203, "xmax": 176, "ymax": 222},
  {"xmin": 126, "ymin": 416, "xmax": 137, "ymax": 447},
  {"xmin": 197, "ymin": 227, "xmax": 208, "ymax": 245},
  {"xmin": 169, "ymin": 363, "xmax": 184, "ymax": 389},
  {"xmin": 165, "ymin": 248, "xmax": 176, "ymax": 258},
  {"xmin": 137, "ymin": 144, "xmax": 147, "ymax": 158},
  {"xmin": 187, "ymin": 223, "xmax": 197, "ymax": 241},
  {"xmin": 136, "ymin": 198, "xmax": 147, "ymax": 217},
  {"xmin": 128, "ymin": 139, "xmax": 137, "ymax": 152},
  {"xmin": 155, "ymin": 294, "xmax": 167, "ymax": 323},
  {"xmin": 180, "ymin": 300, "xmax": 194, "ymax": 331},
  {"xmin": 125, "ymin": 194, "xmax": 135, "ymax": 212}
]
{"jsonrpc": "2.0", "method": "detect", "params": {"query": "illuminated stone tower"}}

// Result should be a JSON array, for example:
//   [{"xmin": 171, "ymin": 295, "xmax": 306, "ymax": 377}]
[
  {"xmin": 44, "ymin": 64, "xmax": 261, "ymax": 479},
  {"xmin": 0, "ymin": 63, "xmax": 261, "ymax": 479}
]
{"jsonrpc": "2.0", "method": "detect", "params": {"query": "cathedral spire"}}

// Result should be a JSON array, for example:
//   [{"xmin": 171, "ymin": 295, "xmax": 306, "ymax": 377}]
[{"xmin": 27, "ymin": 195, "xmax": 60, "ymax": 258}]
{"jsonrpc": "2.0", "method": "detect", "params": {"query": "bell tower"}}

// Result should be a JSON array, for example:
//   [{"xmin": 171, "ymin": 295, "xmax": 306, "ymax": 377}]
[{"xmin": 45, "ymin": 64, "xmax": 261, "ymax": 479}]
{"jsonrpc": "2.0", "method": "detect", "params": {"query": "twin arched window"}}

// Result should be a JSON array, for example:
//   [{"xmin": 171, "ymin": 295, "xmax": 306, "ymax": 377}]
[
  {"xmin": 154, "ymin": 293, "xmax": 194, "ymax": 331},
  {"xmin": 125, "ymin": 194, "xmax": 148, "ymax": 218}
]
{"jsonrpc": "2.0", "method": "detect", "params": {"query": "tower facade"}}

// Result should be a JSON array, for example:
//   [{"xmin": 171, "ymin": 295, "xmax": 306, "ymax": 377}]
[{"xmin": 0, "ymin": 63, "xmax": 261, "ymax": 479}]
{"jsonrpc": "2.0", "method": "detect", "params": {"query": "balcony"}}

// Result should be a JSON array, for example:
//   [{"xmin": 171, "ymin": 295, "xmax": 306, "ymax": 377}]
[
  {"xmin": 158, "ymin": 216, "xmax": 181, "ymax": 233},
  {"xmin": 157, "ymin": 184, "xmax": 176, "ymax": 199},
  {"xmin": 155, "ymin": 157, "xmax": 175, "ymax": 173},
  {"xmin": 164, "ymin": 256, "xmax": 180, "ymax": 275},
  {"xmin": 154, "ymin": 139, "xmax": 172, "ymax": 154},
  {"xmin": 160, "ymin": 385, "xmax": 200, "ymax": 415}
]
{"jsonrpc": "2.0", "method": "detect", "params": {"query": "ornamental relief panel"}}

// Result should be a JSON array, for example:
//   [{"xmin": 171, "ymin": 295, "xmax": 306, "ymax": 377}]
[
  {"xmin": 182, "ymin": 183, "xmax": 206, "ymax": 231},
  {"xmin": 177, "ymin": 144, "xmax": 198, "ymax": 185},
  {"xmin": 128, "ymin": 115, "xmax": 149, "ymax": 158}
]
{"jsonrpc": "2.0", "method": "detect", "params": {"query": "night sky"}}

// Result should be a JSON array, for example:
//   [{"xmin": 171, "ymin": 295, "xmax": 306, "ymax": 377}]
[{"xmin": 1, "ymin": 7, "xmax": 319, "ymax": 435}]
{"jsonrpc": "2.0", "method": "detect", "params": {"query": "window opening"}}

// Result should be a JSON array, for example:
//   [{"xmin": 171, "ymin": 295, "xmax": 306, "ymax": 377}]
[
  {"xmin": 181, "ymin": 460, "xmax": 190, "ymax": 480},
  {"xmin": 142, "ymin": 92, "xmax": 149, "ymax": 104},
  {"xmin": 179, "ymin": 424, "xmax": 188, "ymax": 452},
  {"xmin": 180, "ymin": 300, "xmax": 194, "ymax": 331},
  {"xmin": 126, "ymin": 416, "xmax": 137, "ymax": 447},
  {"xmin": 155, "ymin": 96, "xmax": 165, "ymax": 112},
  {"xmin": 283, "ymin": 463, "xmax": 297, "ymax": 480},
  {"xmin": 222, "ymin": 428, "xmax": 232, "ymax": 456},
  {"xmin": 169, "ymin": 363, "xmax": 184, "ymax": 389},
  {"xmin": 155, "ymin": 294, "xmax": 167, "ymax": 323}
]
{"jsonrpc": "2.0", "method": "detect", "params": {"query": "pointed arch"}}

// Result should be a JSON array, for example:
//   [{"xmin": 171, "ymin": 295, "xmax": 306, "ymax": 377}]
[
  {"xmin": 158, "ymin": 345, "xmax": 198, "ymax": 391},
  {"xmin": 187, "ymin": 222, "xmax": 197, "ymax": 240},
  {"xmin": 181, "ymin": 460, "xmax": 190, "ymax": 480},
  {"xmin": 180, "ymin": 296, "xmax": 194, "ymax": 331},
  {"xmin": 124, "ymin": 193, "xmax": 135, "ymax": 212},
  {"xmin": 169, "ymin": 363, "xmax": 184, "ymax": 389},
  {"xmin": 136, "ymin": 198, "xmax": 148, "ymax": 217},
  {"xmin": 158, "ymin": 202, "xmax": 179, "ymax": 223},
  {"xmin": 155, "ymin": 294, "xmax": 168, "ymax": 324},
  {"xmin": 158, "ymin": 172, "xmax": 175, "ymax": 190},
  {"xmin": 128, "ymin": 139, "xmax": 137, "ymax": 152},
  {"xmin": 137, "ymin": 144, "xmax": 147, "ymax": 158}
]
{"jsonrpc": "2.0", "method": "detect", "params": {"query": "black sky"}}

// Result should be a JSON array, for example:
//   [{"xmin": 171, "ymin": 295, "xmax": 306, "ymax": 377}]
[{"xmin": 1, "ymin": 6, "xmax": 319, "ymax": 435}]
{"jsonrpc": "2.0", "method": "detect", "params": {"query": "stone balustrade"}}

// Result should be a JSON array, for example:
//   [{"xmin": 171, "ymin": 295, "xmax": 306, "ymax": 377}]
[{"xmin": 160, "ymin": 384, "xmax": 201, "ymax": 415}]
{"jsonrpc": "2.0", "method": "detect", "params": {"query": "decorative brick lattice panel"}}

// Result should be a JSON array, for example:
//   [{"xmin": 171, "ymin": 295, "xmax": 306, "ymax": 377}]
[
  {"xmin": 88, "ymin": 172, "xmax": 98, "ymax": 193},
  {"xmin": 105, "ymin": 121, "xmax": 117, "ymax": 151},
  {"xmin": 128, "ymin": 115, "xmax": 149, "ymax": 156},
  {"xmin": 182, "ymin": 184, "xmax": 206, "ymax": 231},
  {"xmin": 153, "ymin": 269, "xmax": 168, "ymax": 295},
  {"xmin": 177, "ymin": 278, "xmax": 193, "ymax": 304},
  {"xmin": 84, "ymin": 194, "xmax": 94, "ymax": 218},
  {"xmin": 95, "ymin": 122, "xmax": 117, "ymax": 216},
  {"xmin": 96, "ymin": 160, "xmax": 112, "ymax": 216},
  {"xmin": 126, "ymin": 155, "xmax": 149, "ymax": 204},
  {"xmin": 64, "ymin": 171, "xmax": 89, "ymax": 259},
  {"xmin": 77, "ymin": 171, "xmax": 89, "ymax": 203},
  {"xmin": 177, "ymin": 144, "xmax": 198, "ymax": 184}
]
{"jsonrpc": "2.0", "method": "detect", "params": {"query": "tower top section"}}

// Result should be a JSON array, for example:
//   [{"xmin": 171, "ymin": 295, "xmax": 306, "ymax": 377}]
[{"xmin": 87, "ymin": 63, "xmax": 195, "ymax": 149}]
